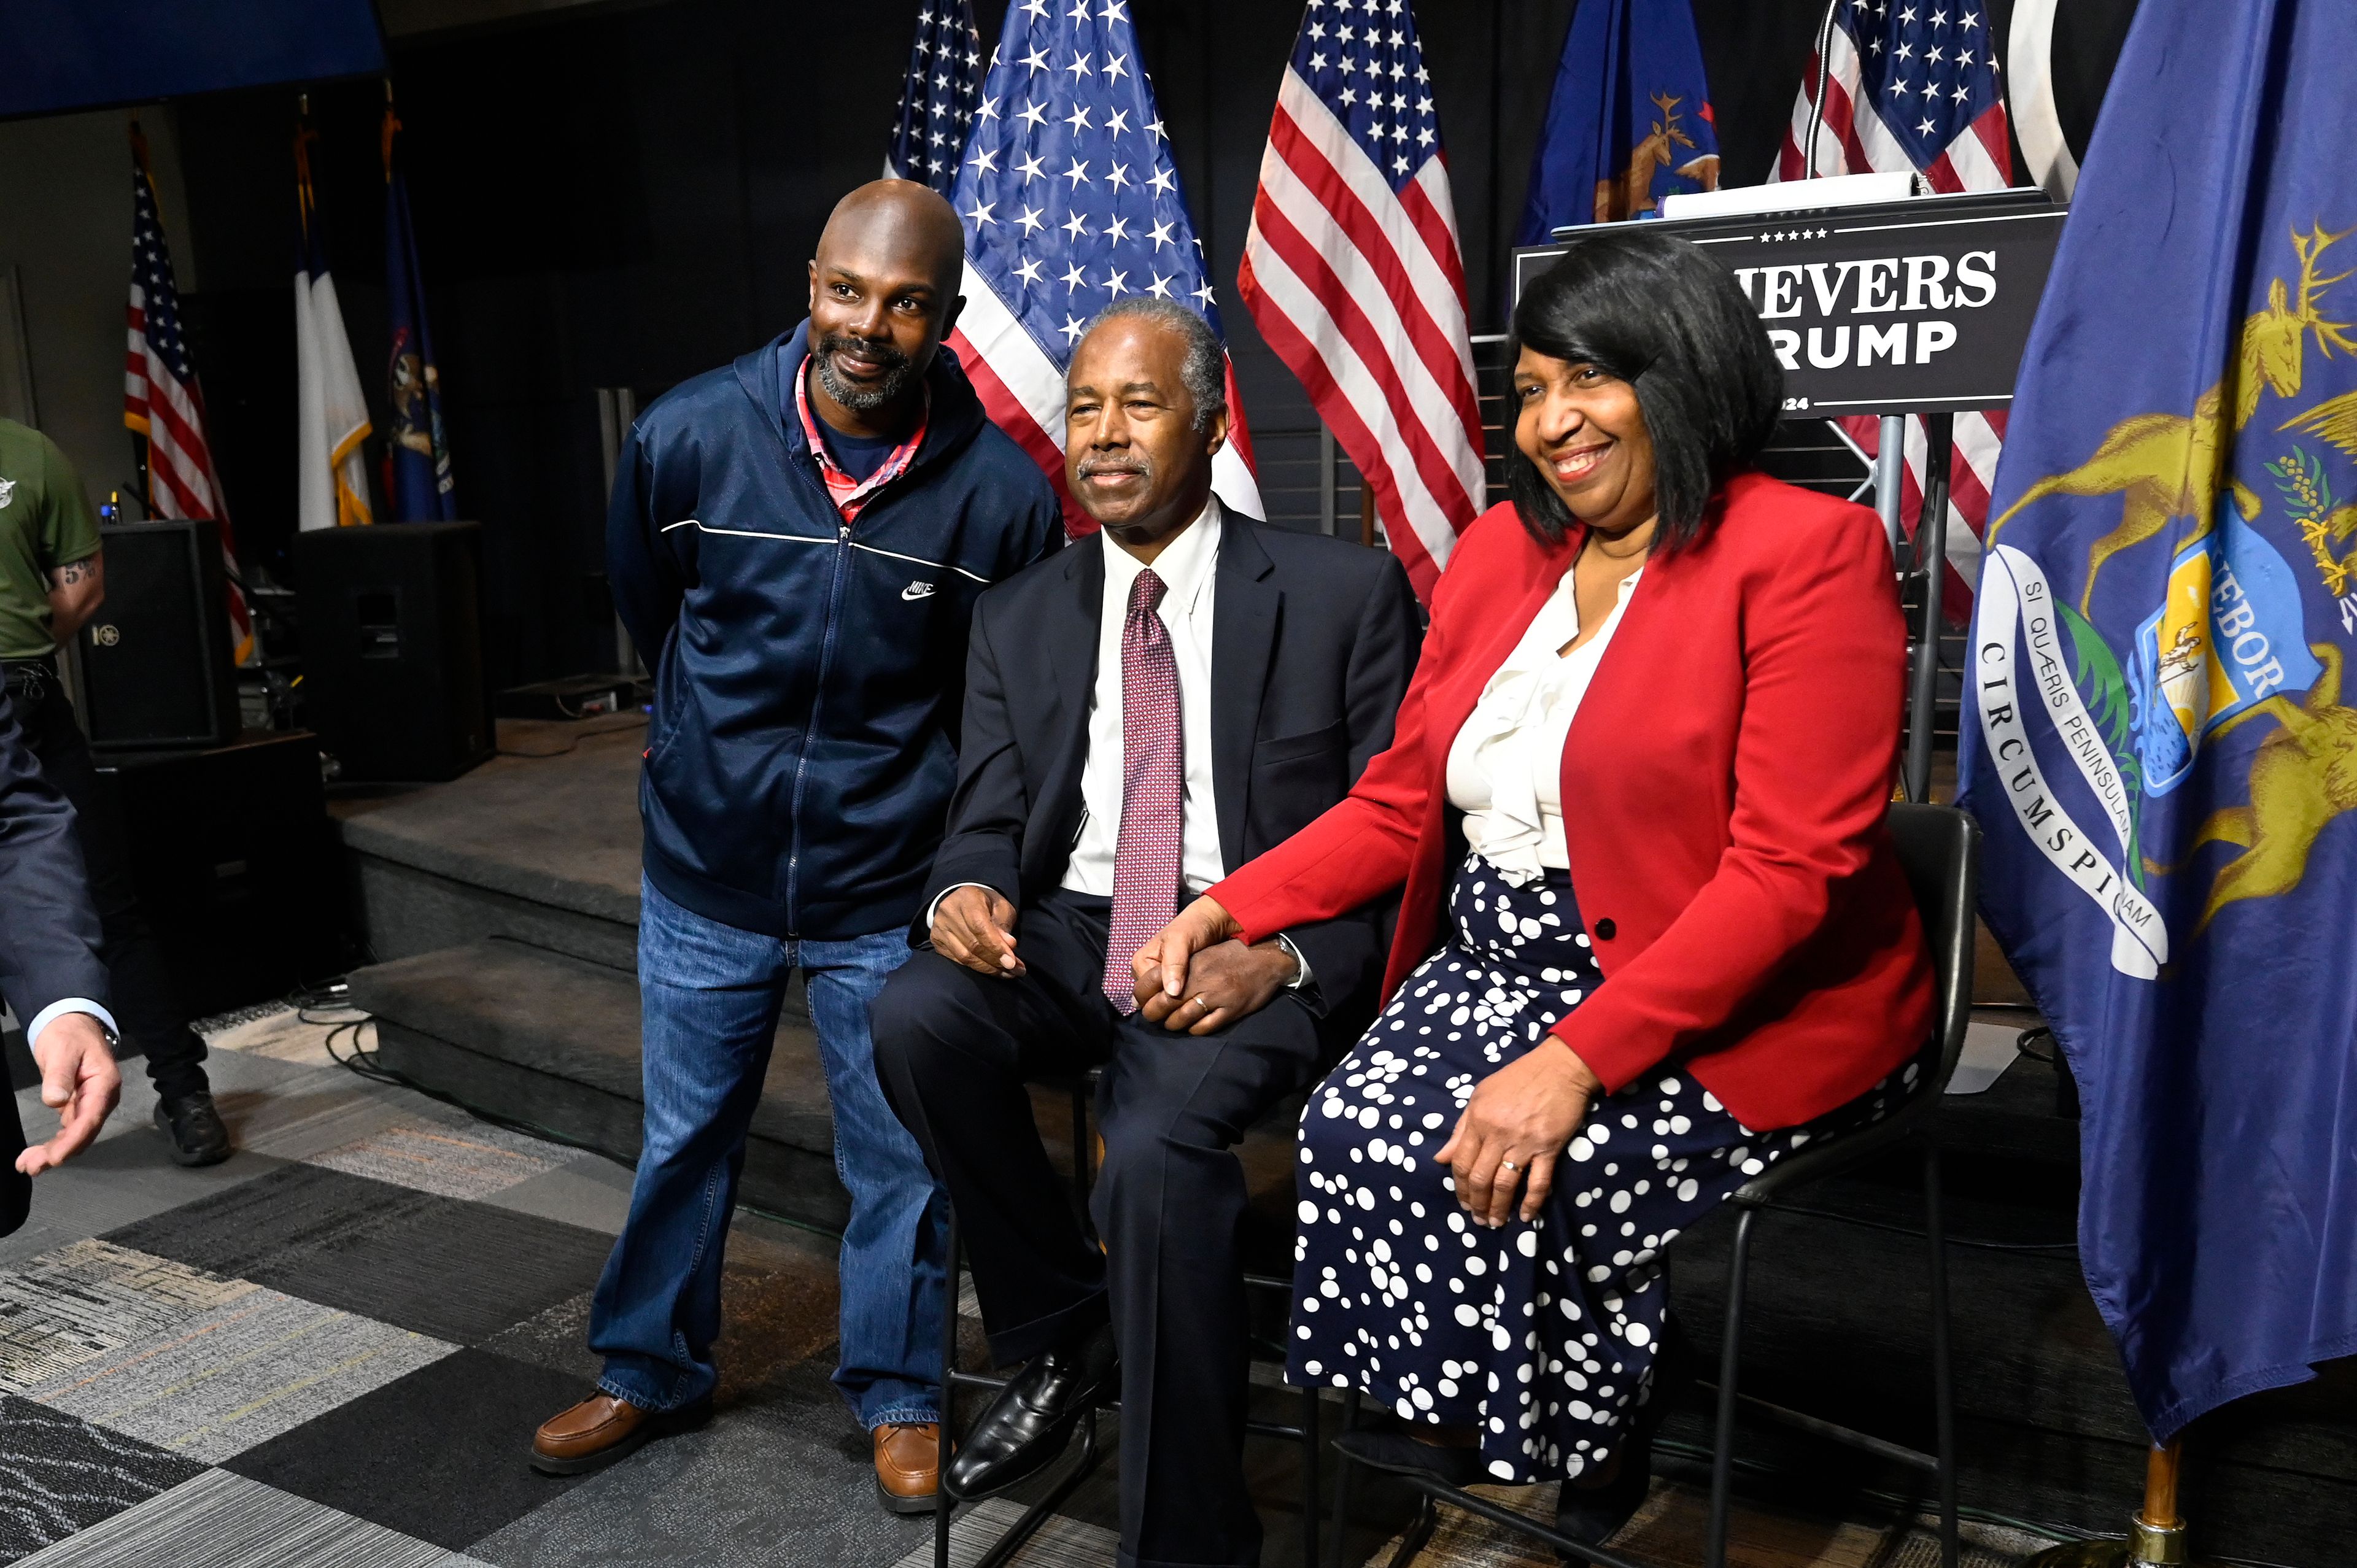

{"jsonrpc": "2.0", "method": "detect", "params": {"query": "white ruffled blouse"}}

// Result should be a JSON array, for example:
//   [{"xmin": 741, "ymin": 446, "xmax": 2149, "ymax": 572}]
[{"xmin": 1444, "ymin": 563, "xmax": 1643, "ymax": 886}]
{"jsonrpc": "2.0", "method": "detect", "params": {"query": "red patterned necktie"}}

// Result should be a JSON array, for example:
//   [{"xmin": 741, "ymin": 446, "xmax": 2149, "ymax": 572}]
[{"xmin": 1104, "ymin": 568, "xmax": 1184, "ymax": 1013}]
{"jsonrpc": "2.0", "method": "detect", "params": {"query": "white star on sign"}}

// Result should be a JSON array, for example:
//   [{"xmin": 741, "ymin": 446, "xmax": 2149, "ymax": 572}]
[
  {"xmin": 1918, "ymin": 117, "xmax": 1937, "ymax": 134},
  {"xmin": 1147, "ymin": 272, "xmax": 1173, "ymax": 298},
  {"xmin": 965, "ymin": 199, "xmax": 996, "ymax": 228},
  {"xmin": 1104, "ymin": 53, "xmax": 1128, "ymax": 83},
  {"xmin": 1061, "ymin": 262, "xmax": 1089, "ymax": 293},
  {"xmin": 1016, "ymin": 204, "xmax": 1046, "ymax": 234},
  {"xmin": 1061, "ymin": 314, "xmax": 1086, "ymax": 342},
  {"xmin": 1102, "ymin": 268, "xmax": 1128, "ymax": 296},
  {"xmin": 1018, "ymin": 99, "xmax": 1047, "ymax": 128},
  {"xmin": 1016, "ymin": 150, "xmax": 1046, "ymax": 182},
  {"xmin": 1066, "ymin": 52, "xmax": 1092, "ymax": 80},
  {"xmin": 1148, "ymin": 218, "xmax": 1175, "ymax": 249},
  {"xmin": 1063, "ymin": 212, "xmax": 1091, "ymax": 240},
  {"xmin": 1063, "ymin": 158, "xmax": 1092, "ymax": 186},
  {"xmin": 1013, "ymin": 257, "xmax": 1044, "ymax": 285},
  {"xmin": 1064, "ymin": 104, "xmax": 1093, "ymax": 133}
]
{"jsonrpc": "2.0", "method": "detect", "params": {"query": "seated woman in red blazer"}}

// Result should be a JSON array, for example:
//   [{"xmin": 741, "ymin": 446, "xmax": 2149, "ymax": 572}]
[{"xmin": 1132, "ymin": 230, "xmax": 1933, "ymax": 1545}]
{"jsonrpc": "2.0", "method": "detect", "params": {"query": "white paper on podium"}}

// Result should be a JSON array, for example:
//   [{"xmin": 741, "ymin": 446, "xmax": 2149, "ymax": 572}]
[{"xmin": 1943, "ymin": 1022, "xmax": 2027, "ymax": 1096}]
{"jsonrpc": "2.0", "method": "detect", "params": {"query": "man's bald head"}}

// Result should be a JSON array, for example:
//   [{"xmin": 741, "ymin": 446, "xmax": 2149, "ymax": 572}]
[
  {"xmin": 817, "ymin": 180, "xmax": 967, "ymax": 305},
  {"xmin": 805, "ymin": 180, "xmax": 969, "ymax": 432}
]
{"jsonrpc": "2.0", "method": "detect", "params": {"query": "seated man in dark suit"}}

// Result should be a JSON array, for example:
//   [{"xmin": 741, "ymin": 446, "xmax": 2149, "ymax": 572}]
[{"xmin": 870, "ymin": 296, "xmax": 1421, "ymax": 1568}]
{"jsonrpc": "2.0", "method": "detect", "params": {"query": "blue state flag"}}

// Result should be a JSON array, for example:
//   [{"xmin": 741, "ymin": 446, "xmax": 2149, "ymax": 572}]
[
  {"xmin": 1513, "ymin": 0, "xmax": 1719, "ymax": 243},
  {"xmin": 382, "ymin": 91, "xmax": 455, "ymax": 522},
  {"xmin": 1959, "ymin": 0, "xmax": 2357, "ymax": 1440}
]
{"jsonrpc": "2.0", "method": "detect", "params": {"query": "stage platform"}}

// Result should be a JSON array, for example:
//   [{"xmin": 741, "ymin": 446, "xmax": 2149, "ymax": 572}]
[{"xmin": 327, "ymin": 716, "xmax": 2353, "ymax": 1566}]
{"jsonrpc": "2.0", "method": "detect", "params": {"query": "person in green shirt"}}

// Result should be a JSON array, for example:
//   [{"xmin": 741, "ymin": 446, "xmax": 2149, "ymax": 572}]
[{"xmin": 0, "ymin": 418, "xmax": 228, "ymax": 1165}]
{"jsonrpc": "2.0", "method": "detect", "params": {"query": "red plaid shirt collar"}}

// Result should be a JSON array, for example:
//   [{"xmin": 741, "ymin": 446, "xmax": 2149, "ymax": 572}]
[{"xmin": 792, "ymin": 354, "xmax": 927, "ymax": 525}]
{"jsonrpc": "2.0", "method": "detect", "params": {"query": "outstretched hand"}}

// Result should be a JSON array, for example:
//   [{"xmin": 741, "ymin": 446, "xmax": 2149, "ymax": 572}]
[
  {"xmin": 1436, "ymin": 1043, "xmax": 1603, "ymax": 1228},
  {"xmin": 17, "ymin": 1013, "xmax": 121, "ymax": 1176}
]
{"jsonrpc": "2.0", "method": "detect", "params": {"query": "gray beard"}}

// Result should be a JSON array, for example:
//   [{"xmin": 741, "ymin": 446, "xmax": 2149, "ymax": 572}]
[{"xmin": 816, "ymin": 348, "xmax": 918, "ymax": 412}]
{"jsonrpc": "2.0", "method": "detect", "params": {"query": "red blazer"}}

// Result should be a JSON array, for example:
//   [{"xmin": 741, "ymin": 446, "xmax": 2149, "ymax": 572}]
[{"xmin": 1213, "ymin": 472, "xmax": 1933, "ymax": 1130}]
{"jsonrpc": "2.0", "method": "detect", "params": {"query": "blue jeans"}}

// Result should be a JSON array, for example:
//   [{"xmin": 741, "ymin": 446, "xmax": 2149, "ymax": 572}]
[{"xmin": 589, "ymin": 876, "xmax": 947, "ymax": 1428}]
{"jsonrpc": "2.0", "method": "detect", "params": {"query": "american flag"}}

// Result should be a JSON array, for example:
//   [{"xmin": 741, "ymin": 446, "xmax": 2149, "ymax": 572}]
[
  {"xmin": 1773, "ymin": 0, "xmax": 2013, "ymax": 619},
  {"xmin": 946, "ymin": 0, "xmax": 1261, "ymax": 535},
  {"xmin": 884, "ymin": 1, "xmax": 985, "ymax": 195},
  {"xmin": 1238, "ymin": 0, "xmax": 1483, "ymax": 603},
  {"xmin": 124, "ymin": 123, "xmax": 252, "ymax": 660}
]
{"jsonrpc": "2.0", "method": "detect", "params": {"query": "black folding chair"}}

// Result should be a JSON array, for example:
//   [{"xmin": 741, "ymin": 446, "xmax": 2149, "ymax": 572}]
[
  {"xmin": 934, "ymin": 1072, "xmax": 1329, "ymax": 1568},
  {"xmin": 1328, "ymin": 801, "xmax": 1981, "ymax": 1568}
]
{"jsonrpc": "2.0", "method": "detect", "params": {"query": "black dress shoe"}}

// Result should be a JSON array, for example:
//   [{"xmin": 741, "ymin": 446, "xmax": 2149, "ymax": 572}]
[
  {"xmin": 1334, "ymin": 1428, "xmax": 1488, "ymax": 1488},
  {"xmin": 942, "ymin": 1326, "xmax": 1116, "ymax": 1500},
  {"xmin": 155, "ymin": 1091, "xmax": 231, "ymax": 1167},
  {"xmin": 1554, "ymin": 1427, "xmax": 1651, "ymax": 1550}
]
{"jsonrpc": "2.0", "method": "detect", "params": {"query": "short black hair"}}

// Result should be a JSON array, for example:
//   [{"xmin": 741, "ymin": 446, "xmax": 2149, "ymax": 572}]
[{"xmin": 1506, "ymin": 228, "xmax": 1782, "ymax": 554}]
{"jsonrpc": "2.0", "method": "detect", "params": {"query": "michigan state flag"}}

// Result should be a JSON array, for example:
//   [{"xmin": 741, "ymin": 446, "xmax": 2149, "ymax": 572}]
[
  {"xmin": 1513, "ymin": 0, "xmax": 1719, "ymax": 243},
  {"xmin": 1959, "ymin": 0, "xmax": 2357, "ymax": 1439}
]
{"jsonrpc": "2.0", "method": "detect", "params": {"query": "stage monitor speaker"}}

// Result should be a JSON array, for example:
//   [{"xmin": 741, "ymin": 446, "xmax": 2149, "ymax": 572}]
[
  {"xmin": 294, "ymin": 520, "xmax": 493, "ymax": 782},
  {"xmin": 77, "ymin": 519, "xmax": 240, "ymax": 751}
]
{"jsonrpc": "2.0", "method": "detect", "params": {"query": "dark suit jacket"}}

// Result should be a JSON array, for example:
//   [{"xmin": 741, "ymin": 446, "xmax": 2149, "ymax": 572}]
[
  {"xmin": 0, "ymin": 687, "xmax": 108, "ymax": 1233},
  {"xmin": 917, "ymin": 512, "xmax": 1423, "ymax": 1030}
]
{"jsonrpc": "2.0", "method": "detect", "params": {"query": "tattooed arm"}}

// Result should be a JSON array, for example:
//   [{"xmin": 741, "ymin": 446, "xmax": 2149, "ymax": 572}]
[{"xmin": 47, "ymin": 553, "xmax": 104, "ymax": 642}]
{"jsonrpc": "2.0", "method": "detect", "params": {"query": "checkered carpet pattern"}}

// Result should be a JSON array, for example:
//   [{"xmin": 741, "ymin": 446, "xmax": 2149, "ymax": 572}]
[{"xmin": 0, "ymin": 1009, "xmax": 926, "ymax": 1568}]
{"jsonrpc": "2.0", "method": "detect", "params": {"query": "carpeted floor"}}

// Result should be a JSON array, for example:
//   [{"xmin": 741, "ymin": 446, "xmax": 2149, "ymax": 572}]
[
  {"xmin": 0, "ymin": 1005, "xmax": 927, "ymax": 1568},
  {"xmin": 0, "ymin": 1006, "xmax": 2070, "ymax": 1567}
]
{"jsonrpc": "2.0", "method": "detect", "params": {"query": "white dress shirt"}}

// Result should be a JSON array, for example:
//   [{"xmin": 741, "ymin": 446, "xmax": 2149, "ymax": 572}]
[
  {"xmin": 1062, "ymin": 497, "xmax": 1226, "ymax": 898},
  {"xmin": 1446, "ymin": 562, "xmax": 1643, "ymax": 886}
]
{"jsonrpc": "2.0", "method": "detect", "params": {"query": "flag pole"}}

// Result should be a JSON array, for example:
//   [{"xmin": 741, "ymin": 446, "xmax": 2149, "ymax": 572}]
[{"xmin": 2021, "ymin": 1439, "xmax": 2188, "ymax": 1567}]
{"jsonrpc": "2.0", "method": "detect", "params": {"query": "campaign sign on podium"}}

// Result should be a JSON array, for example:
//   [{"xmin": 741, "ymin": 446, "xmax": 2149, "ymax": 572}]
[{"xmin": 1510, "ymin": 188, "xmax": 2064, "ymax": 417}]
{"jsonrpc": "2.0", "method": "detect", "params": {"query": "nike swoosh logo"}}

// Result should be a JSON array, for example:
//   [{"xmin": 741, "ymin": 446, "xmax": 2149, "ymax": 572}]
[{"xmin": 902, "ymin": 581, "xmax": 937, "ymax": 601}]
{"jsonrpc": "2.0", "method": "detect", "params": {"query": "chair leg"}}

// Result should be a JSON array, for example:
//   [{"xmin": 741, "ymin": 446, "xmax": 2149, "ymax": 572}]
[
  {"xmin": 1384, "ymin": 1492, "xmax": 1438, "ymax": 1568},
  {"xmin": 1299, "ymin": 1384, "xmax": 1322, "ymax": 1568},
  {"xmin": 1326, "ymin": 1388, "xmax": 1361, "ymax": 1568},
  {"xmin": 1924, "ymin": 1144, "xmax": 1959, "ymax": 1568},
  {"xmin": 935, "ymin": 1207, "xmax": 961, "ymax": 1568},
  {"xmin": 1070, "ymin": 1084, "xmax": 1094, "ymax": 1215},
  {"xmin": 1706, "ymin": 1208, "xmax": 1756, "ymax": 1568}
]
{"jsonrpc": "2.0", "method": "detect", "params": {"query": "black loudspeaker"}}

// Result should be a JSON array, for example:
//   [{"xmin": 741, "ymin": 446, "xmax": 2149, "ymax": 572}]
[
  {"xmin": 77, "ymin": 519, "xmax": 240, "ymax": 751},
  {"xmin": 294, "ymin": 521, "xmax": 493, "ymax": 782},
  {"xmin": 101, "ymin": 731, "xmax": 348, "ymax": 1015}
]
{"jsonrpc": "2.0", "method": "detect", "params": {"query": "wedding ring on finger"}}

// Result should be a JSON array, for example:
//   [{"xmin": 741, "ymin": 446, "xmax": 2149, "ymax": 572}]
[{"xmin": 1498, "ymin": 1159, "xmax": 1520, "ymax": 1173}]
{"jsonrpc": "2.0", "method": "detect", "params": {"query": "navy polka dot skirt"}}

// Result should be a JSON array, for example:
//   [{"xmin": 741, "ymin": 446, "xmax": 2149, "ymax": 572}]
[{"xmin": 1288, "ymin": 852, "xmax": 1899, "ymax": 1485}]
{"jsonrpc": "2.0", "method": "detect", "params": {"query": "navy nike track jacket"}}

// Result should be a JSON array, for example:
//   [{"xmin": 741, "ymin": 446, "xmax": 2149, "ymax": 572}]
[{"xmin": 608, "ymin": 323, "xmax": 1064, "ymax": 943}]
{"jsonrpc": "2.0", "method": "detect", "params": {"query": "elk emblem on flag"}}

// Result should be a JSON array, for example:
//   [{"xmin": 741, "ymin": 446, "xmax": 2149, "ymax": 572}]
[
  {"xmin": 1239, "ymin": 0, "xmax": 1484, "ymax": 602},
  {"xmin": 946, "ymin": 0, "xmax": 1260, "ymax": 534},
  {"xmin": 1772, "ymin": 0, "xmax": 2013, "ymax": 620}
]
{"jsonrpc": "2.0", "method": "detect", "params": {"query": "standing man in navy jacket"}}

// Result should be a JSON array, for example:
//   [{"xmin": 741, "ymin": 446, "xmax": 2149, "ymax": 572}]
[{"xmin": 533, "ymin": 181, "xmax": 1062, "ymax": 1512}]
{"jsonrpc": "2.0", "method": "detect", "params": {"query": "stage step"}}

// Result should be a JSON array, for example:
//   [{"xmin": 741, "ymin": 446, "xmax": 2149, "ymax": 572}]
[{"xmin": 347, "ymin": 937, "xmax": 846, "ymax": 1231}]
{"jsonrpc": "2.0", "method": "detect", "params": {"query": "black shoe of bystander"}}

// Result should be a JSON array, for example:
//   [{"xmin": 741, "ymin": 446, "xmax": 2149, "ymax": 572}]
[{"xmin": 155, "ymin": 1090, "xmax": 231, "ymax": 1167}]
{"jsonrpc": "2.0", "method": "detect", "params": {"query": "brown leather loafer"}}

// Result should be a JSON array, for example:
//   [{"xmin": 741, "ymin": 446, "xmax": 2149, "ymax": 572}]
[
  {"xmin": 874, "ymin": 1421, "xmax": 943, "ymax": 1513},
  {"xmin": 530, "ymin": 1391, "xmax": 711, "ymax": 1476}
]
